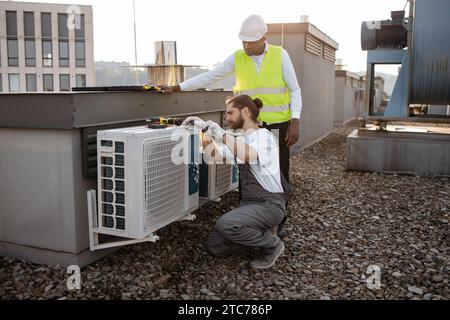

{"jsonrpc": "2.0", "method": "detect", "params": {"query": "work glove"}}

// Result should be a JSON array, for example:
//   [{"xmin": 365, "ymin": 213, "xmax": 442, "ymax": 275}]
[
  {"xmin": 203, "ymin": 120, "xmax": 226, "ymax": 141},
  {"xmin": 182, "ymin": 116, "xmax": 205, "ymax": 129}
]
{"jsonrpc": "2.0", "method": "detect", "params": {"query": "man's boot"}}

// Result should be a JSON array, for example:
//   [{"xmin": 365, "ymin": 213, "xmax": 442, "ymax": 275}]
[
  {"xmin": 250, "ymin": 240, "xmax": 285, "ymax": 269},
  {"xmin": 277, "ymin": 221, "xmax": 287, "ymax": 238}
]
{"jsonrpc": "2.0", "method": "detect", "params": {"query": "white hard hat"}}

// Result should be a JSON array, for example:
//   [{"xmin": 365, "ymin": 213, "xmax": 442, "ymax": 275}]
[{"xmin": 238, "ymin": 15, "xmax": 268, "ymax": 42}]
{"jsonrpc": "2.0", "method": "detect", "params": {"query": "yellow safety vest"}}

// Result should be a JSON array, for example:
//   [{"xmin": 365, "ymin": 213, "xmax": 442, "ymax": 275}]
[{"xmin": 233, "ymin": 45, "xmax": 291, "ymax": 125}]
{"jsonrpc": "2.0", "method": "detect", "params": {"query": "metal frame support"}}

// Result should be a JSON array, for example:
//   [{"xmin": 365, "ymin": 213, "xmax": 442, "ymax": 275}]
[
  {"xmin": 364, "ymin": 62, "xmax": 374, "ymax": 117},
  {"xmin": 86, "ymin": 190, "xmax": 160, "ymax": 251},
  {"xmin": 176, "ymin": 213, "xmax": 197, "ymax": 222},
  {"xmin": 384, "ymin": 51, "xmax": 410, "ymax": 117},
  {"xmin": 210, "ymin": 197, "xmax": 222, "ymax": 203},
  {"xmin": 364, "ymin": 49, "xmax": 409, "ymax": 118}
]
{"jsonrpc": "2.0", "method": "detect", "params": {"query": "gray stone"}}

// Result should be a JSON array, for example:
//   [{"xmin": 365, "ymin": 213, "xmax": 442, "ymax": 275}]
[
  {"xmin": 431, "ymin": 275, "xmax": 443, "ymax": 283},
  {"xmin": 407, "ymin": 286, "xmax": 423, "ymax": 295}
]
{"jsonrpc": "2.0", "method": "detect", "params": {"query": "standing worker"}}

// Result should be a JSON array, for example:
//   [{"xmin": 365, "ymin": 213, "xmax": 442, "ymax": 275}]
[{"xmin": 161, "ymin": 14, "xmax": 303, "ymax": 237}]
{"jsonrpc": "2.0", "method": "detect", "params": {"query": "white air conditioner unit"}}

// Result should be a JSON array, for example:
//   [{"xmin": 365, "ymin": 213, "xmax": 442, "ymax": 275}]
[
  {"xmin": 95, "ymin": 126, "xmax": 200, "ymax": 240},
  {"xmin": 199, "ymin": 159, "xmax": 239, "ymax": 200}
]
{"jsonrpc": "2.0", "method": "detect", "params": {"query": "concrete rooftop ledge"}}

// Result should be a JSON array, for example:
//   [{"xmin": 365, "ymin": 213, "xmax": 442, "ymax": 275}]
[{"xmin": 0, "ymin": 91, "xmax": 232, "ymax": 129}]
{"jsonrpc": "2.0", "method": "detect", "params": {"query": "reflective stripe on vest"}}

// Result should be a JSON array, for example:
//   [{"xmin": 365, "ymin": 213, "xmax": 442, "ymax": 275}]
[
  {"xmin": 233, "ymin": 45, "xmax": 291, "ymax": 125},
  {"xmin": 261, "ymin": 104, "xmax": 290, "ymax": 113},
  {"xmin": 235, "ymin": 87, "xmax": 289, "ymax": 96}
]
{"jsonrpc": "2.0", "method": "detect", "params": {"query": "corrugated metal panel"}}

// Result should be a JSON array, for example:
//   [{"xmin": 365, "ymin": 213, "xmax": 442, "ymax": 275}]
[
  {"xmin": 323, "ymin": 44, "xmax": 336, "ymax": 62},
  {"xmin": 305, "ymin": 34, "xmax": 322, "ymax": 56},
  {"xmin": 411, "ymin": 0, "xmax": 450, "ymax": 104}
]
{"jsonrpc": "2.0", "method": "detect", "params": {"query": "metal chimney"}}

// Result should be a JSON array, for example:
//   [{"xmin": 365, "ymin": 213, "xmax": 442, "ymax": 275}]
[
  {"xmin": 147, "ymin": 41, "xmax": 184, "ymax": 86},
  {"xmin": 154, "ymin": 41, "xmax": 178, "ymax": 65},
  {"xmin": 146, "ymin": 41, "xmax": 199, "ymax": 86}
]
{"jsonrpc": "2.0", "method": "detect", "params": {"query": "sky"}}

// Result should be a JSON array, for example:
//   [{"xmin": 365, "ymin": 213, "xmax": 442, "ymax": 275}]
[{"xmin": 13, "ymin": 0, "xmax": 409, "ymax": 72}]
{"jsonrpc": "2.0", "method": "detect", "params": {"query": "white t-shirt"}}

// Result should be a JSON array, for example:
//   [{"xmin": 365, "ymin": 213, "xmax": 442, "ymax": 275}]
[{"xmin": 217, "ymin": 128, "xmax": 283, "ymax": 193}]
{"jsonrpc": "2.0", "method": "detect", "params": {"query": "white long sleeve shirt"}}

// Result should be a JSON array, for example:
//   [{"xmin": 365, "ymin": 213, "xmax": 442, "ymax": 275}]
[{"xmin": 180, "ymin": 43, "xmax": 303, "ymax": 120}]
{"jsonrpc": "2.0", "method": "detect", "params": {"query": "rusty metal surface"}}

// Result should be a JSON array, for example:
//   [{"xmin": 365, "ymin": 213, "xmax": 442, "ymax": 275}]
[{"xmin": 411, "ymin": 0, "xmax": 450, "ymax": 104}]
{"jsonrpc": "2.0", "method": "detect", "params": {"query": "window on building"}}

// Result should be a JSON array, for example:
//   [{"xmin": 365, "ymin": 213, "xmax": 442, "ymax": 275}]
[
  {"xmin": 9, "ymin": 74, "xmax": 20, "ymax": 92},
  {"xmin": 6, "ymin": 11, "xmax": 19, "ymax": 67},
  {"xmin": 43, "ymin": 74, "xmax": 54, "ymax": 92},
  {"xmin": 42, "ymin": 40, "xmax": 53, "ymax": 67},
  {"xmin": 24, "ymin": 12, "xmax": 35, "ymax": 36},
  {"xmin": 75, "ymin": 14, "xmax": 85, "ymax": 39},
  {"xmin": 24, "ymin": 12, "xmax": 36, "ymax": 67},
  {"xmin": 25, "ymin": 40, "xmax": 36, "ymax": 67},
  {"xmin": 58, "ymin": 13, "xmax": 70, "ymax": 67},
  {"xmin": 76, "ymin": 74, "xmax": 86, "ymax": 88},
  {"xmin": 7, "ymin": 39, "xmax": 19, "ymax": 66},
  {"xmin": 58, "ymin": 13, "xmax": 69, "ymax": 38},
  {"xmin": 60, "ymin": 74, "xmax": 71, "ymax": 91},
  {"xmin": 59, "ymin": 40, "xmax": 70, "ymax": 67},
  {"xmin": 41, "ymin": 13, "xmax": 52, "ymax": 37},
  {"xmin": 41, "ymin": 13, "xmax": 52, "ymax": 67},
  {"xmin": 74, "ymin": 14, "xmax": 86, "ymax": 68},
  {"xmin": 75, "ymin": 41, "xmax": 85, "ymax": 67},
  {"xmin": 6, "ymin": 11, "xmax": 18, "ymax": 36},
  {"xmin": 26, "ymin": 74, "xmax": 37, "ymax": 92}
]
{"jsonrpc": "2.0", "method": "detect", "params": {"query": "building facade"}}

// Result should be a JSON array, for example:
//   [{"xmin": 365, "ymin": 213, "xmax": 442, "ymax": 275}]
[{"xmin": 0, "ymin": 1, "xmax": 94, "ymax": 92}]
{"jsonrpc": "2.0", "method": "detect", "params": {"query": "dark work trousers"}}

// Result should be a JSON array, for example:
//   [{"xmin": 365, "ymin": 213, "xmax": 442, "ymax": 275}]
[
  {"xmin": 261, "ymin": 121, "xmax": 290, "ymax": 184},
  {"xmin": 262, "ymin": 121, "xmax": 291, "ymax": 224},
  {"xmin": 207, "ymin": 200, "xmax": 285, "ymax": 256}
]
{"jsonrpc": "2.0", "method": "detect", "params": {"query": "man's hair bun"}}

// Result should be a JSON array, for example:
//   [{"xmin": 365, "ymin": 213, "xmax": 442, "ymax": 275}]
[{"xmin": 253, "ymin": 98, "xmax": 263, "ymax": 110}]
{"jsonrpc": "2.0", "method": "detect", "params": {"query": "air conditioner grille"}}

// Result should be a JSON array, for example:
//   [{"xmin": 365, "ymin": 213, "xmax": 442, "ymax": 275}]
[
  {"xmin": 143, "ymin": 137, "xmax": 186, "ymax": 232},
  {"xmin": 214, "ymin": 164, "xmax": 232, "ymax": 197}
]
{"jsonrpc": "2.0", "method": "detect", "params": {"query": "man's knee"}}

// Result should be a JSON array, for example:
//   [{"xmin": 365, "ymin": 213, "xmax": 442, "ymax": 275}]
[
  {"xmin": 206, "ymin": 232, "xmax": 236, "ymax": 257},
  {"xmin": 216, "ymin": 215, "xmax": 242, "ymax": 239}
]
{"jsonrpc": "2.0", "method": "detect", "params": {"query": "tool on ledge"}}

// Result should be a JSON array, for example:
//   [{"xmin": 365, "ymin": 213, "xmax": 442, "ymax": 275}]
[{"xmin": 146, "ymin": 117, "xmax": 184, "ymax": 129}]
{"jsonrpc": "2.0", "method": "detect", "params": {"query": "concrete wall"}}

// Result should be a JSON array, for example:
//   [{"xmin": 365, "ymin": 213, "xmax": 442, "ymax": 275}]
[
  {"xmin": 0, "ymin": 128, "xmax": 95, "ymax": 253},
  {"xmin": 334, "ymin": 73, "xmax": 364, "ymax": 125},
  {"xmin": 266, "ymin": 25, "xmax": 337, "ymax": 149},
  {"xmin": 334, "ymin": 76, "xmax": 345, "ymax": 124},
  {"xmin": 0, "ymin": 127, "xmax": 121, "ymax": 266},
  {"xmin": 301, "ymin": 42, "xmax": 336, "ymax": 146}
]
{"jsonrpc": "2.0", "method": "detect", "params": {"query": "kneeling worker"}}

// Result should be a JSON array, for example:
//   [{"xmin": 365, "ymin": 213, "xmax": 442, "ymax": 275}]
[{"xmin": 200, "ymin": 95, "xmax": 290, "ymax": 269}]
